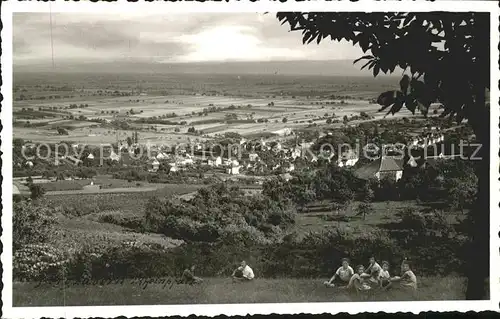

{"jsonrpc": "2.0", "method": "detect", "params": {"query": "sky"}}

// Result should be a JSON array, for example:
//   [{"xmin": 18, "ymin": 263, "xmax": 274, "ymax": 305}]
[{"xmin": 13, "ymin": 13, "xmax": 362, "ymax": 65}]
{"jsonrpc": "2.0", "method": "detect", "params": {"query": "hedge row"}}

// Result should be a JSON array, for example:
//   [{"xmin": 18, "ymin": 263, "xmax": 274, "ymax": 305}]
[{"xmin": 15, "ymin": 229, "xmax": 467, "ymax": 283}]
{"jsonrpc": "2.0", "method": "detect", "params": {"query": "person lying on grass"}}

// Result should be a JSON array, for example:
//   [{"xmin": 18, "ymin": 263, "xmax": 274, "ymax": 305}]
[
  {"xmin": 324, "ymin": 258, "xmax": 354, "ymax": 287},
  {"xmin": 379, "ymin": 261, "xmax": 391, "ymax": 289},
  {"xmin": 181, "ymin": 265, "xmax": 203, "ymax": 285},
  {"xmin": 340, "ymin": 265, "xmax": 372, "ymax": 291},
  {"xmin": 390, "ymin": 261, "xmax": 417, "ymax": 290},
  {"xmin": 231, "ymin": 260, "xmax": 255, "ymax": 282}
]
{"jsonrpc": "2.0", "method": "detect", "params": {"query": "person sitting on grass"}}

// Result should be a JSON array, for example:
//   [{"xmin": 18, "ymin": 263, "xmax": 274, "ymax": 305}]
[
  {"xmin": 379, "ymin": 261, "xmax": 391, "ymax": 289},
  {"xmin": 324, "ymin": 258, "xmax": 354, "ymax": 287},
  {"xmin": 181, "ymin": 265, "xmax": 203, "ymax": 285},
  {"xmin": 341, "ymin": 265, "xmax": 371, "ymax": 292},
  {"xmin": 231, "ymin": 260, "xmax": 255, "ymax": 282},
  {"xmin": 390, "ymin": 261, "xmax": 417, "ymax": 290},
  {"xmin": 365, "ymin": 256, "xmax": 382, "ymax": 279},
  {"xmin": 366, "ymin": 268, "xmax": 382, "ymax": 289}
]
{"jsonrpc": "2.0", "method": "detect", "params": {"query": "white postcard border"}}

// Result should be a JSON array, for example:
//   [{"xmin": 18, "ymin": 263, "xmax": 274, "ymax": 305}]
[{"xmin": 1, "ymin": 1, "xmax": 499, "ymax": 317}]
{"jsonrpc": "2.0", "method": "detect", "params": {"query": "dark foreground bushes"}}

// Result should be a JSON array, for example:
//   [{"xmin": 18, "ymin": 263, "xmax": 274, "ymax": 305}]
[{"xmin": 15, "ymin": 227, "xmax": 467, "ymax": 283}]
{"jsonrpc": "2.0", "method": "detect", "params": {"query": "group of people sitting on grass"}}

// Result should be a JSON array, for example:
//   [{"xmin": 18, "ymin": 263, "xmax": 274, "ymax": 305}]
[
  {"xmin": 181, "ymin": 257, "xmax": 417, "ymax": 292},
  {"xmin": 323, "ymin": 257, "xmax": 417, "ymax": 292}
]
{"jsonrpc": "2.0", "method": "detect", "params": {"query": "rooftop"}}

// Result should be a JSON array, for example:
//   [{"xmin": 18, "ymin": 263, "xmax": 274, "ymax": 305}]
[{"xmin": 354, "ymin": 156, "xmax": 404, "ymax": 180}]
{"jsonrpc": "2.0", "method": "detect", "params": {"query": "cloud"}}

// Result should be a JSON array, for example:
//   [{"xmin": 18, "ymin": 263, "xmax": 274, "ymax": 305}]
[
  {"xmin": 13, "ymin": 12, "xmax": 362, "ymax": 65},
  {"xmin": 173, "ymin": 25, "xmax": 307, "ymax": 62}
]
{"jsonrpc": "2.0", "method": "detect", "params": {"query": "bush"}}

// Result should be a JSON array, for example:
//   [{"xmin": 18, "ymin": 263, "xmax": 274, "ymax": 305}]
[
  {"xmin": 59, "ymin": 201, "xmax": 114, "ymax": 217},
  {"xmin": 13, "ymin": 201, "xmax": 58, "ymax": 249},
  {"xmin": 98, "ymin": 213, "xmax": 145, "ymax": 232},
  {"xmin": 18, "ymin": 226, "xmax": 466, "ymax": 282},
  {"xmin": 143, "ymin": 183, "xmax": 296, "ymax": 243},
  {"xmin": 397, "ymin": 208, "xmax": 456, "ymax": 239},
  {"xmin": 13, "ymin": 194, "xmax": 26, "ymax": 203},
  {"xmin": 14, "ymin": 243, "xmax": 69, "ymax": 282},
  {"xmin": 29, "ymin": 184, "xmax": 46, "ymax": 200}
]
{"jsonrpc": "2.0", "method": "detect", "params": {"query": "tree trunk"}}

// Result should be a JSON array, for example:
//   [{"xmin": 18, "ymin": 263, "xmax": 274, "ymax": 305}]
[{"xmin": 465, "ymin": 89, "xmax": 489, "ymax": 300}]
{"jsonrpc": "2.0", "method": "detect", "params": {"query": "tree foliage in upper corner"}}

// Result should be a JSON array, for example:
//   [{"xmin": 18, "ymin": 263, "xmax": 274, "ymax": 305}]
[
  {"xmin": 276, "ymin": 12, "xmax": 489, "ymax": 139},
  {"xmin": 277, "ymin": 11, "xmax": 490, "ymax": 300}
]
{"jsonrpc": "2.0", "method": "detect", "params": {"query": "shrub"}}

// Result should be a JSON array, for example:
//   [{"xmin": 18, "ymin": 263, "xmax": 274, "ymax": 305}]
[
  {"xmin": 13, "ymin": 201, "xmax": 58, "ymax": 249},
  {"xmin": 14, "ymin": 243, "xmax": 69, "ymax": 282},
  {"xmin": 13, "ymin": 194, "xmax": 25, "ymax": 203},
  {"xmin": 18, "ymin": 227, "xmax": 466, "ymax": 282},
  {"xmin": 220, "ymin": 224, "xmax": 271, "ymax": 246},
  {"xmin": 29, "ymin": 184, "xmax": 46, "ymax": 200},
  {"xmin": 397, "ymin": 208, "xmax": 457, "ymax": 240},
  {"xmin": 98, "ymin": 213, "xmax": 145, "ymax": 232},
  {"xmin": 143, "ymin": 183, "xmax": 296, "ymax": 243},
  {"xmin": 59, "ymin": 201, "xmax": 114, "ymax": 217}
]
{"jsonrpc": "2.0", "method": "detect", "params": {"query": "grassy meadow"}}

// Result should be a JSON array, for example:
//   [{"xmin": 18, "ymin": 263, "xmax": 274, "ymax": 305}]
[
  {"xmin": 294, "ymin": 200, "xmax": 466, "ymax": 238},
  {"xmin": 13, "ymin": 276, "xmax": 465, "ymax": 306}
]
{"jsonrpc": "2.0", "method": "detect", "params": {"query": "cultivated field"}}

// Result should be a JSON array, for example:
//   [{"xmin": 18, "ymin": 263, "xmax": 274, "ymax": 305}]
[
  {"xmin": 13, "ymin": 94, "xmax": 416, "ymax": 145},
  {"xmin": 39, "ymin": 175, "xmax": 169, "ymax": 192},
  {"xmin": 13, "ymin": 126, "xmax": 207, "ymax": 145},
  {"xmin": 45, "ymin": 183, "xmax": 204, "ymax": 218},
  {"xmin": 14, "ymin": 73, "xmax": 415, "ymax": 145}
]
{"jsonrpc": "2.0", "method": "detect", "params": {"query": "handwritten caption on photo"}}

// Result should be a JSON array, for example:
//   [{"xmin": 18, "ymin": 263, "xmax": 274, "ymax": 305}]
[{"xmin": 34, "ymin": 277, "xmax": 189, "ymax": 289}]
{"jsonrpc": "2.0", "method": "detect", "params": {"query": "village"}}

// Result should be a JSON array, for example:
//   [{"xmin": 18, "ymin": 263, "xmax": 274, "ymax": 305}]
[
  {"xmin": 13, "ymin": 113, "xmax": 473, "ymax": 197},
  {"xmin": 9, "ymin": 8, "xmax": 493, "ymax": 310}
]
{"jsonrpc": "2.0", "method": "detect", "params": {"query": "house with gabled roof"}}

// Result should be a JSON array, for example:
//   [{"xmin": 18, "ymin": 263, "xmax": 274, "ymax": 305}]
[
  {"xmin": 109, "ymin": 151, "xmax": 120, "ymax": 162},
  {"xmin": 207, "ymin": 156, "xmax": 222, "ymax": 167},
  {"xmin": 337, "ymin": 150, "xmax": 359, "ymax": 167},
  {"xmin": 168, "ymin": 162, "xmax": 179, "ymax": 172},
  {"xmin": 148, "ymin": 159, "xmax": 160, "ymax": 172},
  {"xmin": 290, "ymin": 146, "xmax": 302, "ymax": 160},
  {"xmin": 248, "ymin": 152, "xmax": 259, "ymax": 162},
  {"xmin": 226, "ymin": 158, "xmax": 240, "ymax": 175},
  {"xmin": 156, "ymin": 152, "xmax": 169, "ymax": 160},
  {"xmin": 406, "ymin": 155, "xmax": 419, "ymax": 168},
  {"xmin": 355, "ymin": 156, "xmax": 404, "ymax": 181}
]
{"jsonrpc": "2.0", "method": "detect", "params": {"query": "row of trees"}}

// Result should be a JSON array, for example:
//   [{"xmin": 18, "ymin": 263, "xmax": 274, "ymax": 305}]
[{"xmin": 263, "ymin": 159, "xmax": 477, "ymax": 215}]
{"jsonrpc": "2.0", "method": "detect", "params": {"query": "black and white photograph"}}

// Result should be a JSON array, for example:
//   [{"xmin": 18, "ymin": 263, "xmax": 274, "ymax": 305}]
[{"xmin": 2, "ymin": 1, "xmax": 499, "ymax": 317}]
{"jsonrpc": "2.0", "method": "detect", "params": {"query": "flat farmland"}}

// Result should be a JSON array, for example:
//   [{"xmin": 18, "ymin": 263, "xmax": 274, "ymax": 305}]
[
  {"xmin": 14, "ymin": 72, "xmax": 398, "ymax": 99},
  {"xmin": 40, "ymin": 175, "xmax": 174, "ymax": 192},
  {"xmin": 13, "ymin": 126, "xmax": 203, "ymax": 145},
  {"xmin": 14, "ymin": 73, "xmax": 406, "ymax": 144},
  {"xmin": 14, "ymin": 93, "xmax": 414, "ymax": 143}
]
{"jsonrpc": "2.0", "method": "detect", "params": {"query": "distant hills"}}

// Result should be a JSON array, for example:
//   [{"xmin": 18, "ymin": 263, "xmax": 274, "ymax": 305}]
[{"xmin": 14, "ymin": 60, "xmax": 400, "ymax": 77}]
